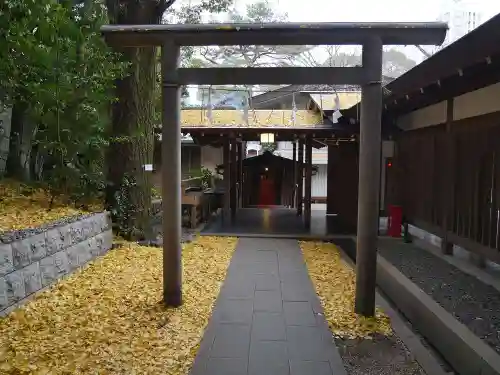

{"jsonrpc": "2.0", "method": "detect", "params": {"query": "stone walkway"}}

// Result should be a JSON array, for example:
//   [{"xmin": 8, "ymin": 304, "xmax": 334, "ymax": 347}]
[{"xmin": 190, "ymin": 238, "xmax": 347, "ymax": 375}]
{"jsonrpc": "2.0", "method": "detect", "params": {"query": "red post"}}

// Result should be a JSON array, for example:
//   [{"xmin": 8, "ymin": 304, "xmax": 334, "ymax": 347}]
[{"xmin": 388, "ymin": 205, "xmax": 403, "ymax": 237}]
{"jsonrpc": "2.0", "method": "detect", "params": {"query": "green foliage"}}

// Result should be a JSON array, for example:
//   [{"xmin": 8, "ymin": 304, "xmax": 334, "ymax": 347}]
[
  {"xmin": 1, "ymin": 0, "xmax": 233, "ymax": 237},
  {"xmin": 111, "ymin": 174, "xmax": 143, "ymax": 239},
  {"xmin": 191, "ymin": 167, "xmax": 214, "ymax": 190},
  {"xmin": 0, "ymin": 0, "xmax": 126, "ymax": 207},
  {"xmin": 261, "ymin": 143, "xmax": 277, "ymax": 153},
  {"xmin": 151, "ymin": 186, "xmax": 161, "ymax": 199}
]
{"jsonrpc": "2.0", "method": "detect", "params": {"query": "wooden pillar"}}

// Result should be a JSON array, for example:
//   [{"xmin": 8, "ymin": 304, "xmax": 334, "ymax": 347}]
[
  {"xmin": 355, "ymin": 36, "xmax": 383, "ymax": 317},
  {"xmin": 238, "ymin": 142, "xmax": 244, "ymax": 208},
  {"xmin": 223, "ymin": 138, "xmax": 230, "ymax": 221},
  {"xmin": 161, "ymin": 40, "xmax": 182, "ymax": 307},
  {"xmin": 292, "ymin": 141, "xmax": 297, "ymax": 208},
  {"xmin": 230, "ymin": 137, "xmax": 237, "ymax": 221},
  {"xmin": 297, "ymin": 138, "xmax": 304, "ymax": 216},
  {"xmin": 326, "ymin": 144, "xmax": 336, "ymax": 215},
  {"xmin": 441, "ymin": 98, "xmax": 455, "ymax": 255},
  {"xmin": 304, "ymin": 137, "xmax": 313, "ymax": 230}
]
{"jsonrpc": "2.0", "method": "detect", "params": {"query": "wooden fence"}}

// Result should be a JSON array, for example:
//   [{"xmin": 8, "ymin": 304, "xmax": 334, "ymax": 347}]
[{"xmin": 387, "ymin": 111, "xmax": 500, "ymax": 263}]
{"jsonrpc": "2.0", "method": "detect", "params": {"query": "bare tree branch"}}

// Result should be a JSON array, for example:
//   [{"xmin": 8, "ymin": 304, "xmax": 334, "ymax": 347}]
[
  {"xmin": 157, "ymin": 0, "xmax": 177, "ymax": 15},
  {"xmin": 414, "ymin": 45, "xmax": 432, "ymax": 58}
]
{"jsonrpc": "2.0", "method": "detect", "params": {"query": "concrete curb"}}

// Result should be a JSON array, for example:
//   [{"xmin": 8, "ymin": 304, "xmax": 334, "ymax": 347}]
[{"xmin": 377, "ymin": 255, "xmax": 500, "ymax": 375}]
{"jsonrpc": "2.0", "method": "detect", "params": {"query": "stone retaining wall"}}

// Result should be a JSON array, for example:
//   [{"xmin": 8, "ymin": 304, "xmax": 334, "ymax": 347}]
[{"xmin": 0, "ymin": 212, "xmax": 113, "ymax": 316}]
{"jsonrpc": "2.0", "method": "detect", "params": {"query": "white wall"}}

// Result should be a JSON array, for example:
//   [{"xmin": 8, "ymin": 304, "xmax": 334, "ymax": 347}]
[
  {"xmin": 396, "ymin": 101, "xmax": 447, "ymax": 130},
  {"xmin": 277, "ymin": 141, "xmax": 328, "ymax": 165},
  {"xmin": 201, "ymin": 145, "xmax": 223, "ymax": 173},
  {"xmin": 454, "ymin": 82, "xmax": 500, "ymax": 120},
  {"xmin": 312, "ymin": 164, "xmax": 328, "ymax": 198}
]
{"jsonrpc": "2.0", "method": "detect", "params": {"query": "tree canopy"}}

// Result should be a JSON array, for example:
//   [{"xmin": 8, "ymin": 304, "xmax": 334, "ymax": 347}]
[{"xmin": 0, "ymin": 0, "xmax": 232, "ymax": 239}]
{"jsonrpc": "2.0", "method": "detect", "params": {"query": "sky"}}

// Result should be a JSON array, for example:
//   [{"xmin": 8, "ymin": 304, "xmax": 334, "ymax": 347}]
[
  {"xmin": 232, "ymin": 0, "xmax": 500, "ymax": 62},
  {"xmin": 176, "ymin": 0, "xmax": 500, "ymax": 100},
  {"xmin": 274, "ymin": 0, "xmax": 499, "ymax": 23}
]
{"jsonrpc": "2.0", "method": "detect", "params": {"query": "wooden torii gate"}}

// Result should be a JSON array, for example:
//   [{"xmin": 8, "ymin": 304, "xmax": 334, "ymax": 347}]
[{"xmin": 101, "ymin": 22, "xmax": 447, "ymax": 316}]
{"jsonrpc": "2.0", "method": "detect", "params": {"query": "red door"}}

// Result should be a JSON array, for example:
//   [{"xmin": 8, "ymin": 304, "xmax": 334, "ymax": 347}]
[{"xmin": 259, "ymin": 178, "xmax": 275, "ymax": 206}]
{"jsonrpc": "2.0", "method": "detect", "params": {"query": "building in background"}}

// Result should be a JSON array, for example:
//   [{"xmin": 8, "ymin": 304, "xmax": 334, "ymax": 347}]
[{"xmin": 438, "ymin": 0, "xmax": 483, "ymax": 45}]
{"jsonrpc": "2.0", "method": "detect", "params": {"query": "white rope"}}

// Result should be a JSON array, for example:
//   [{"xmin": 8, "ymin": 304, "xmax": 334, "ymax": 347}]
[
  {"xmin": 207, "ymin": 85, "xmax": 213, "ymax": 125},
  {"xmin": 241, "ymin": 89, "xmax": 249, "ymax": 126},
  {"xmin": 330, "ymin": 85, "xmax": 342, "ymax": 124}
]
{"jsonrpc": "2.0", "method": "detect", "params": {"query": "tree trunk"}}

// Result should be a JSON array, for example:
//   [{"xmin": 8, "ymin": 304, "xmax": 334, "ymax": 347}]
[
  {"xmin": 6, "ymin": 102, "xmax": 35, "ymax": 182},
  {"xmin": 105, "ymin": 1, "xmax": 160, "ymax": 240}
]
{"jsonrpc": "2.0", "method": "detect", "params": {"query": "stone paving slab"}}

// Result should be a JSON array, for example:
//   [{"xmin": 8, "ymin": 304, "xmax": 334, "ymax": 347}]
[{"xmin": 190, "ymin": 238, "xmax": 347, "ymax": 375}]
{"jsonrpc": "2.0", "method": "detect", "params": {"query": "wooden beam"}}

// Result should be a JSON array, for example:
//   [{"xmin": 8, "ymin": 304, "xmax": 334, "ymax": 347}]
[
  {"xmin": 223, "ymin": 138, "xmax": 230, "ymax": 222},
  {"xmin": 101, "ymin": 22, "xmax": 447, "ymax": 47},
  {"xmin": 237, "ymin": 142, "xmax": 244, "ymax": 208},
  {"xmin": 230, "ymin": 137, "xmax": 237, "ymax": 221},
  {"xmin": 297, "ymin": 139, "xmax": 304, "ymax": 216},
  {"xmin": 177, "ymin": 67, "xmax": 369, "ymax": 85},
  {"xmin": 441, "ymin": 98, "xmax": 454, "ymax": 255},
  {"xmin": 304, "ymin": 138, "xmax": 313, "ymax": 230},
  {"xmin": 355, "ymin": 36, "xmax": 383, "ymax": 317},
  {"xmin": 326, "ymin": 144, "xmax": 337, "ymax": 215},
  {"xmin": 386, "ymin": 54, "xmax": 500, "ymax": 117},
  {"xmin": 292, "ymin": 141, "xmax": 297, "ymax": 209},
  {"xmin": 161, "ymin": 41, "xmax": 182, "ymax": 307}
]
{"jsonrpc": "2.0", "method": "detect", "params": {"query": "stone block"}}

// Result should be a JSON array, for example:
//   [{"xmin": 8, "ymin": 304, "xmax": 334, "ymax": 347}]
[
  {"xmin": 28, "ymin": 233, "xmax": 48, "ymax": 263},
  {"xmin": 39, "ymin": 255, "xmax": 57, "ymax": 288},
  {"xmin": 4, "ymin": 269, "xmax": 25, "ymax": 305},
  {"xmin": 95, "ymin": 212, "xmax": 109, "ymax": 232},
  {"xmin": 0, "ymin": 278, "xmax": 9, "ymax": 311},
  {"xmin": 69, "ymin": 222, "xmax": 85, "ymax": 245},
  {"xmin": 102, "ymin": 212, "xmax": 112, "ymax": 232},
  {"xmin": 53, "ymin": 251, "xmax": 70, "ymax": 277},
  {"xmin": 23, "ymin": 263, "xmax": 42, "ymax": 296},
  {"xmin": 11, "ymin": 239, "xmax": 31, "ymax": 269},
  {"xmin": 0, "ymin": 243, "xmax": 14, "ymax": 276},
  {"xmin": 81, "ymin": 218, "xmax": 94, "ymax": 240},
  {"xmin": 46, "ymin": 227, "xmax": 71, "ymax": 255},
  {"xmin": 88, "ymin": 236, "xmax": 100, "ymax": 258},
  {"xmin": 66, "ymin": 244, "xmax": 80, "ymax": 270},
  {"xmin": 78, "ymin": 240, "xmax": 93, "ymax": 265},
  {"xmin": 101, "ymin": 230, "xmax": 113, "ymax": 252}
]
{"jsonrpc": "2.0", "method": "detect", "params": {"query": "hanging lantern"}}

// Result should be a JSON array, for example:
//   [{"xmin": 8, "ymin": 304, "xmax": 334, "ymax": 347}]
[{"xmin": 260, "ymin": 133, "xmax": 275, "ymax": 143}]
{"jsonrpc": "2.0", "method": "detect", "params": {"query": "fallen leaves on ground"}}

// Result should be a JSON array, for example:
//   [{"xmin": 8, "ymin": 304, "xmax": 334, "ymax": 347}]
[
  {"xmin": 0, "ymin": 180, "xmax": 92, "ymax": 232},
  {"xmin": 300, "ymin": 241, "xmax": 392, "ymax": 339},
  {"xmin": 0, "ymin": 236, "xmax": 237, "ymax": 374}
]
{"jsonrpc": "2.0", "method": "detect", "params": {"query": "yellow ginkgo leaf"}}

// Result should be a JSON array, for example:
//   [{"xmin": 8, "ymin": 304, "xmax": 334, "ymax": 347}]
[
  {"xmin": 0, "ymin": 236, "xmax": 237, "ymax": 374},
  {"xmin": 300, "ymin": 241, "xmax": 392, "ymax": 340}
]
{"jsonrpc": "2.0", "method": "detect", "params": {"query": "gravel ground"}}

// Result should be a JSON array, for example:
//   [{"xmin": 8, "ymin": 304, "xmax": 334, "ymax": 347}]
[
  {"xmin": 335, "ymin": 334, "xmax": 425, "ymax": 375},
  {"xmin": 0, "ymin": 212, "xmax": 99, "ymax": 244},
  {"xmin": 379, "ymin": 239, "xmax": 500, "ymax": 355}
]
